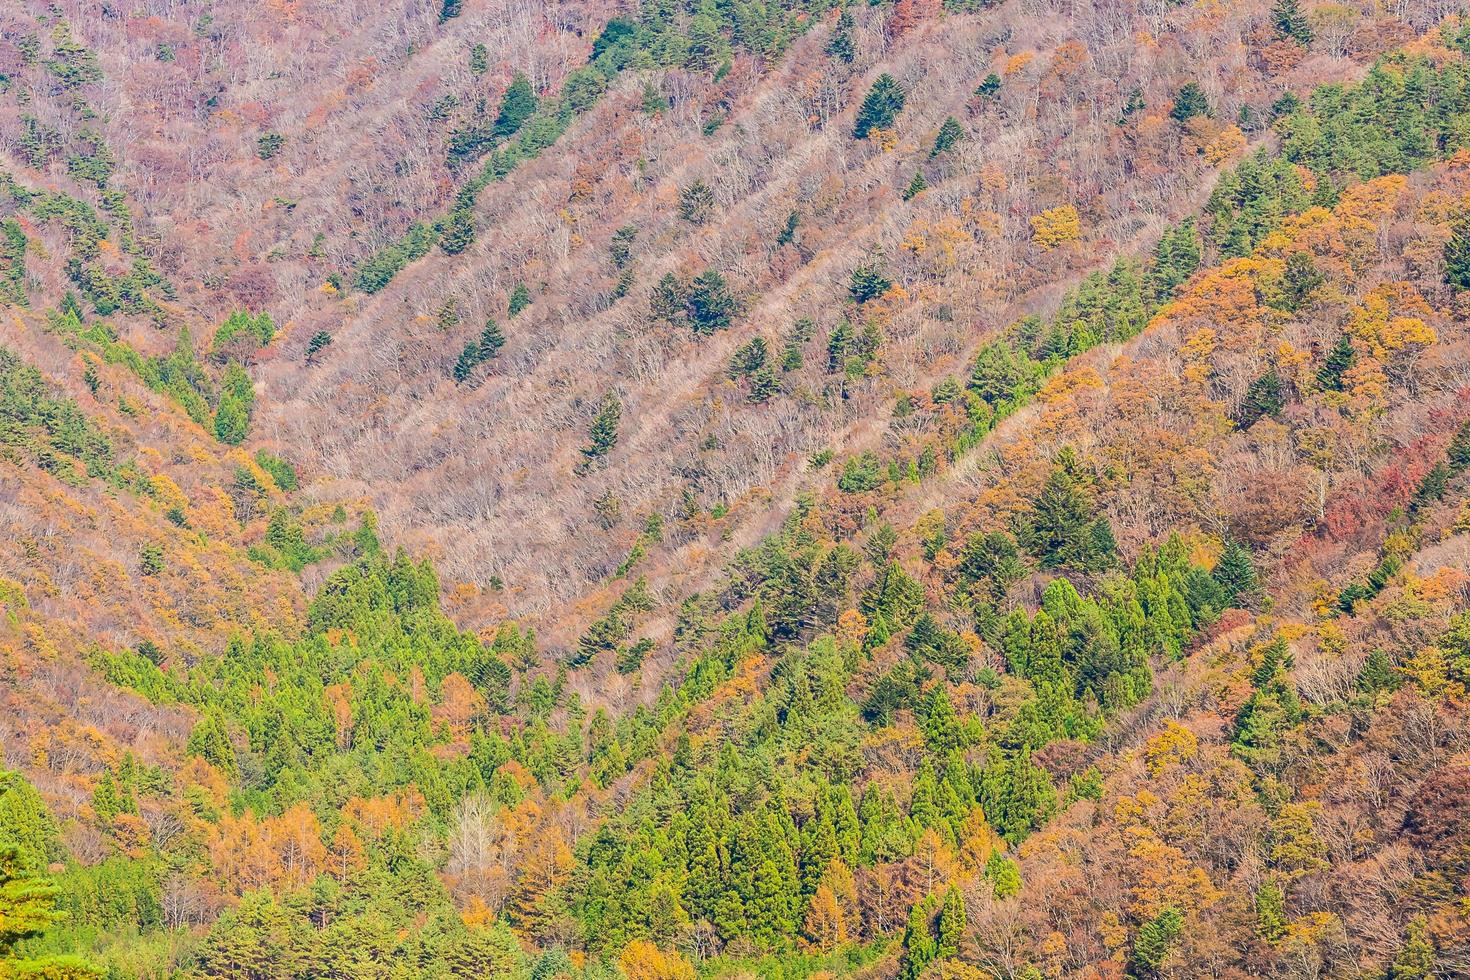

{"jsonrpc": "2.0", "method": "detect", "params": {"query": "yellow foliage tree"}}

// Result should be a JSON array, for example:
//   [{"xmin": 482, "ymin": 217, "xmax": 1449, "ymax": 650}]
[
  {"xmin": 1031, "ymin": 205, "xmax": 1082, "ymax": 250},
  {"xmin": 1144, "ymin": 721, "xmax": 1199, "ymax": 776},
  {"xmin": 617, "ymin": 940, "xmax": 696, "ymax": 980},
  {"xmin": 803, "ymin": 883, "xmax": 848, "ymax": 952}
]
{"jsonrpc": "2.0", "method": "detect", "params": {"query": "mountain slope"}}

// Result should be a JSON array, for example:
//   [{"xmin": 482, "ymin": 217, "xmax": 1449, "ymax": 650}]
[{"xmin": 2, "ymin": 4, "xmax": 1470, "ymax": 980}]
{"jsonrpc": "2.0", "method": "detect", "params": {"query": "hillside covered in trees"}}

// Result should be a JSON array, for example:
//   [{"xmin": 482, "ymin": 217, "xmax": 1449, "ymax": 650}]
[{"xmin": 2, "ymin": 0, "xmax": 1470, "ymax": 978}]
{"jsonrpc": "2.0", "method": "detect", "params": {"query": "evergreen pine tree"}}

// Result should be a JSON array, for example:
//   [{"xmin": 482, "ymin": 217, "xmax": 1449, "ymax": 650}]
[
  {"xmin": 492, "ymin": 73, "xmax": 538, "ymax": 140},
  {"xmin": 930, "ymin": 116, "xmax": 964, "ymax": 157},
  {"xmin": 1144, "ymin": 219, "xmax": 1201, "ymax": 306},
  {"xmin": 186, "ymin": 714, "xmax": 237, "ymax": 776},
  {"xmin": 1119, "ymin": 87, "xmax": 1146, "ymax": 124},
  {"xmin": 848, "ymin": 263, "xmax": 892, "ymax": 304},
  {"xmin": 1235, "ymin": 368, "xmax": 1285, "ymax": 428},
  {"xmin": 1272, "ymin": 0, "xmax": 1313, "ymax": 46},
  {"xmin": 1255, "ymin": 878, "xmax": 1287, "ymax": 941},
  {"xmin": 853, "ymin": 74, "xmax": 906, "ymax": 140},
  {"xmin": 1269, "ymin": 90, "xmax": 1302, "ymax": 120},
  {"xmin": 582, "ymin": 393, "xmax": 621, "ymax": 462},
  {"xmin": 440, "ymin": 207, "xmax": 474, "ymax": 254},
  {"xmin": 1448, "ymin": 417, "xmax": 1470, "ymax": 475},
  {"xmin": 826, "ymin": 8, "xmax": 855, "ymax": 64},
  {"xmin": 651, "ymin": 273, "xmax": 687, "ymax": 323},
  {"xmin": 305, "ymin": 330, "xmax": 332, "ymax": 363},
  {"xmin": 640, "ymin": 81, "xmax": 667, "ymax": 116},
  {"xmin": 1021, "ymin": 465, "xmax": 1100, "ymax": 570},
  {"xmin": 1410, "ymin": 462, "xmax": 1449, "ymax": 514},
  {"xmin": 0, "ymin": 844, "xmax": 98, "ymax": 978},
  {"xmin": 979, "ymin": 747, "xmax": 1055, "ymax": 843},
  {"xmin": 469, "ymin": 43, "xmax": 489, "ymax": 75},
  {"xmin": 1316, "ymin": 333, "xmax": 1355, "ymax": 391},
  {"xmin": 214, "ymin": 362, "xmax": 254, "ymax": 445},
  {"xmin": 453, "ymin": 340, "xmax": 481, "ymax": 383},
  {"xmin": 437, "ymin": 298, "xmax": 462, "ymax": 333},
  {"xmin": 1447, "ymin": 218, "xmax": 1470, "ymax": 291},
  {"xmin": 975, "ymin": 74, "xmax": 1001, "ymax": 99},
  {"xmin": 1391, "ymin": 916, "xmax": 1436, "ymax": 979},
  {"xmin": 478, "ymin": 319, "xmax": 506, "ymax": 360},
  {"xmin": 1170, "ymin": 82, "xmax": 1210, "ymax": 123},
  {"xmin": 936, "ymin": 886, "xmax": 965, "ymax": 958},
  {"xmin": 747, "ymin": 366, "xmax": 780, "ymax": 404},
  {"xmin": 1355, "ymin": 648, "xmax": 1401, "ymax": 695},
  {"xmin": 1213, "ymin": 540, "xmax": 1258, "ymax": 604},
  {"xmin": 903, "ymin": 171, "xmax": 928, "ymax": 200},
  {"xmin": 686, "ymin": 269, "xmax": 738, "ymax": 334},
  {"xmin": 898, "ymin": 896, "xmax": 938, "ymax": 980},
  {"xmin": 0, "ymin": 771, "xmax": 60, "ymax": 871},
  {"xmin": 776, "ymin": 211, "xmax": 800, "ymax": 247},
  {"xmin": 985, "ymin": 853, "xmax": 1022, "ymax": 898},
  {"xmin": 508, "ymin": 282, "xmax": 531, "ymax": 317},
  {"xmin": 1279, "ymin": 250, "xmax": 1324, "ymax": 311},
  {"xmin": 1133, "ymin": 907, "xmax": 1183, "ymax": 972},
  {"xmin": 679, "ymin": 180, "xmax": 716, "ymax": 224}
]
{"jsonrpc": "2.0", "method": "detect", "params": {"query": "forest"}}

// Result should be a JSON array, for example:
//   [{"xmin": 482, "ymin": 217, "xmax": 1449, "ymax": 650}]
[{"xmin": 2, "ymin": 0, "xmax": 1470, "ymax": 978}]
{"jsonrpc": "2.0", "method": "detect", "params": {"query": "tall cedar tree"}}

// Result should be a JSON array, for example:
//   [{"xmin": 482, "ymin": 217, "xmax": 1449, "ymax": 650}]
[
  {"xmin": 849, "ymin": 263, "xmax": 891, "ymax": 303},
  {"xmin": 1317, "ymin": 333, "xmax": 1355, "ymax": 391},
  {"xmin": 508, "ymin": 283, "xmax": 531, "ymax": 317},
  {"xmin": 930, "ymin": 116, "xmax": 964, "ymax": 157},
  {"xmin": 1213, "ymin": 540, "xmax": 1258, "ymax": 603},
  {"xmin": 493, "ymin": 73, "xmax": 537, "ymax": 140},
  {"xmin": 1170, "ymin": 82, "xmax": 1210, "ymax": 123},
  {"xmin": 1445, "ymin": 218, "xmax": 1470, "ymax": 290},
  {"xmin": 1449, "ymin": 417, "xmax": 1470, "ymax": 474},
  {"xmin": 583, "ymin": 393, "xmax": 621, "ymax": 460},
  {"xmin": 678, "ymin": 180, "xmax": 716, "ymax": 224},
  {"xmin": 1235, "ymin": 369, "xmax": 1284, "ymax": 427},
  {"xmin": 1280, "ymin": 250, "xmax": 1324, "ymax": 310},
  {"xmin": 826, "ymin": 8, "xmax": 855, "ymax": 63},
  {"xmin": 1410, "ymin": 463, "xmax": 1449, "ymax": 514},
  {"xmin": 440, "ymin": 208, "xmax": 474, "ymax": 254},
  {"xmin": 853, "ymin": 73, "xmax": 906, "ymax": 140},
  {"xmin": 1272, "ymin": 0, "xmax": 1313, "ymax": 45},
  {"xmin": 1022, "ymin": 463, "xmax": 1115, "ymax": 571},
  {"xmin": 686, "ymin": 269, "xmax": 738, "ymax": 334}
]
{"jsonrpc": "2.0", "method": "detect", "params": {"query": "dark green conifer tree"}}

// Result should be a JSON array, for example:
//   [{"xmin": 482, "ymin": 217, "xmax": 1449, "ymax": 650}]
[
  {"xmin": 1272, "ymin": 0, "xmax": 1313, "ymax": 45},
  {"xmin": 937, "ymin": 885, "xmax": 965, "ymax": 958},
  {"xmin": 686, "ymin": 269, "xmax": 738, "ymax": 334},
  {"xmin": 1235, "ymin": 368, "xmax": 1285, "ymax": 427},
  {"xmin": 1170, "ymin": 82, "xmax": 1210, "ymax": 123},
  {"xmin": 903, "ymin": 171, "xmax": 928, "ymax": 200},
  {"xmin": 478, "ymin": 319, "xmax": 506, "ymax": 360},
  {"xmin": 930, "ymin": 116, "xmax": 964, "ymax": 157},
  {"xmin": 1410, "ymin": 462, "xmax": 1449, "ymax": 514},
  {"xmin": 826, "ymin": 8, "xmax": 855, "ymax": 63},
  {"xmin": 1449, "ymin": 417, "xmax": 1470, "ymax": 475},
  {"xmin": 853, "ymin": 74, "xmax": 906, "ymax": 140},
  {"xmin": 1446, "ymin": 218, "xmax": 1470, "ymax": 291},
  {"xmin": 439, "ymin": 207, "xmax": 474, "ymax": 255},
  {"xmin": 1213, "ymin": 539, "xmax": 1258, "ymax": 605},
  {"xmin": 508, "ymin": 282, "xmax": 531, "ymax": 317},
  {"xmin": 1317, "ymin": 333, "xmax": 1355, "ymax": 391},
  {"xmin": 848, "ymin": 263, "xmax": 891, "ymax": 304},
  {"xmin": 1279, "ymin": 250, "xmax": 1324, "ymax": 310},
  {"xmin": 582, "ymin": 393, "xmax": 621, "ymax": 462},
  {"xmin": 492, "ymin": 72, "xmax": 537, "ymax": 140}
]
